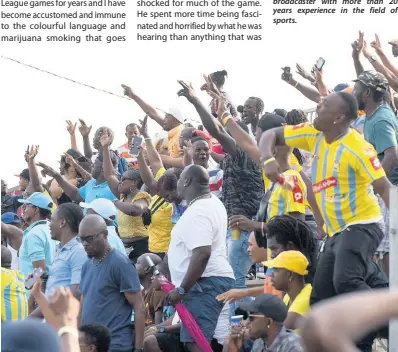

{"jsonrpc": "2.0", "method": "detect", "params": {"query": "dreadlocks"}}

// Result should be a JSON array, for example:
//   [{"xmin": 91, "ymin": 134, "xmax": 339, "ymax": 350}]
[{"xmin": 267, "ymin": 215, "xmax": 317, "ymax": 284}]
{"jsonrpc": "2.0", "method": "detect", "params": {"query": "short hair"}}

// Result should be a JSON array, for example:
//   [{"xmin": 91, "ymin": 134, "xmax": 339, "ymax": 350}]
[
  {"xmin": 274, "ymin": 108, "xmax": 288, "ymax": 118},
  {"xmin": 79, "ymin": 324, "xmax": 110, "ymax": 352},
  {"xmin": 157, "ymin": 173, "xmax": 178, "ymax": 193},
  {"xmin": 190, "ymin": 136, "xmax": 208, "ymax": 145},
  {"xmin": 125, "ymin": 123, "xmax": 139, "ymax": 132},
  {"xmin": 39, "ymin": 208, "xmax": 52, "ymax": 220},
  {"xmin": 210, "ymin": 70, "xmax": 228, "ymax": 88},
  {"xmin": 124, "ymin": 169, "xmax": 144, "ymax": 190},
  {"xmin": 56, "ymin": 203, "xmax": 84, "ymax": 234},
  {"xmin": 248, "ymin": 97, "xmax": 265, "ymax": 115},
  {"xmin": 337, "ymin": 91, "xmax": 359, "ymax": 121}
]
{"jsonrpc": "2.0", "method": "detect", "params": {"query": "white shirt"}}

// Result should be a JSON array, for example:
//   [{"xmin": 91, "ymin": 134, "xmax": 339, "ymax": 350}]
[
  {"xmin": 106, "ymin": 226, "xmax": 127, "ymax": 256},
  {"xmin": 168, "ymin": 195, "xmax": 234, "ymax": 287}
]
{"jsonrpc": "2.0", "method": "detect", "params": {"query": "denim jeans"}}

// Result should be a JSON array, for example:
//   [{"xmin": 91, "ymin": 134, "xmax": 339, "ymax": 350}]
[{"xmin": 226, "ymin": 229, "xmax": 253, "ymax": 317}]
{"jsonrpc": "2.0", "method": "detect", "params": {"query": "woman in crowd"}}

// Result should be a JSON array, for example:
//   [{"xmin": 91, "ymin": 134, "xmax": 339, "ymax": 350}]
[{"xmin": 100, "ymin": 128, "xmax": 151, "ymax": 263}]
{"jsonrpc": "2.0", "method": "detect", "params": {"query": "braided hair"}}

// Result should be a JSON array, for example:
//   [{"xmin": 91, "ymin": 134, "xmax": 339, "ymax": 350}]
[
  {"xmin": 210, "ymin": 70, "xmax": 228, "ymax": 89},
  {"xmin": 285, "ymin": 109, "xmax": 308, "ymax": 165},
  {"xmin": 267, "ymin": 215, "xmax": 317, "ymax": 284}
]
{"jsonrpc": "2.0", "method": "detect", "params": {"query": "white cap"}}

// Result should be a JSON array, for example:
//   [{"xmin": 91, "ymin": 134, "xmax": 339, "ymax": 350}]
[
  {"xmin": 166, "ymin": 107, "xmax": 185, "ymax": 124},
  {"xmin": 79, "ymin": 198, "xmax": 117, "ymax": 222}
]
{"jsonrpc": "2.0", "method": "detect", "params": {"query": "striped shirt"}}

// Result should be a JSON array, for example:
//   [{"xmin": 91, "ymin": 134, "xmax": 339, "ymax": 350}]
[
  {"xmin": 1, "ymin": 268, "xmax": 28, "ymax": 321},
  {"xmin": 284, "ymin": 123, "xmax": 385, "ymax": 236}
]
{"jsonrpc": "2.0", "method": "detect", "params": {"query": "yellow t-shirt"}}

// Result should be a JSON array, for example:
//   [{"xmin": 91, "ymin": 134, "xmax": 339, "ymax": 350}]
[
  {"xmin": 118, "ymin": 192, "xmax": 151, "ymax": 238},
  {"xmin": 1, "ymin": 268, "xmax": 28, "ymax": 321},
  {"xmin": 284, "ymin": 123, "xmax": 385, "ymax": 236},
  {"xmin": 262, "ymin": 154, "xmax": 302, "ymax": 190},
  {"xmin": 148, "ymin": 168, "xmax": 173, "ymax": 253},
  {"xmin": 160, "ymin": 125, "xmax": 184, "ymax": 158},
  {"xmin": 283, "ymin": 283, "xmax": 312, "ymax": 317},
  {"xmin": 266, "ymin": 169, "xmax": 307, "ymax": 221}
]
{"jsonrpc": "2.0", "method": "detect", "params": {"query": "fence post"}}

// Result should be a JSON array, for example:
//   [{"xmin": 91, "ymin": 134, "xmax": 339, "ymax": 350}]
[{"xmin": 390, "ymin": 186, "xmax": 398, "ymax": 350}]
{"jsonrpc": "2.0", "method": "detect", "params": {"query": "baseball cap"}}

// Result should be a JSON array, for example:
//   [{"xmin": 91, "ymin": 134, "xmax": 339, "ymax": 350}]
[
  {"xmin": 333, "ymin": 83, "xmax": 349, "ymax": 92},
  {"xmin": 263, "ymin": 250, "xmax": 309, "ymax": 276},
  {"xmin": 18, "ymin": 192, "xmax": 53, "ymax": 211},
  {"xmin": 167, "ymin": 107, "xmax": 185, "ymax": 124},
  {"xmin": 79, "ymin": 198, "xmax": 117, "ymax": 222},
  {"xmin": 353, "ymin": 70, "xmax": 389, "ymax": 92},
  {"xmin": 258, "ymin": 113, "xmax": 286, "ymax": 133},
  {"xmin": 239, "ymin": 294, "xmax": 288, "ymax": 322},
  {"xmin": 1, "ymin": 212, "xmax": 21, "ymax": 224},
  {"xmin": 14, "ymin": 169, "xmax": 30, "ymax": 182}
]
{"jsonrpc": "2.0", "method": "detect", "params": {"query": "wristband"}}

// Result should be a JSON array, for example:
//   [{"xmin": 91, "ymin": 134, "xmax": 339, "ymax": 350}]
[
  {"xmin": 58, "ymin": 326, "xmax": 79, "ymax": 339},
  {"xmin": 295, "ymin": 81, "xmax": 299, "ymax": 88},
  {"xmin": 222, "ymin": 115, "xmax": 232, "ymax": 126},
  {"xmin": 262, "ymin": 157, "xmax": 276, "ymax": 167}
]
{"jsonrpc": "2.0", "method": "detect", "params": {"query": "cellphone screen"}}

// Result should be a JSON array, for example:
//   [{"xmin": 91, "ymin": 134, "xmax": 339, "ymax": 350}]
[
  {"xmin": 316, "ymin": 58, "xmax": 325, "ymax": 71},
  {"xmin": 130, "ymin": 136, "xmax": 143, "ymax": 157}
]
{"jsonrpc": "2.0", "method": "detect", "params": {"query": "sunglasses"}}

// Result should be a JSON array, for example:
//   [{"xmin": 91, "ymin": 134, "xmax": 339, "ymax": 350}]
[{"xmin": 78, "ymin": 230, "xmax": 104, "ymax": 243}]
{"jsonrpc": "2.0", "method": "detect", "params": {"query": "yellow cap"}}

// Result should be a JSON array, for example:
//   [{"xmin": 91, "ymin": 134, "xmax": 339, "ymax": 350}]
[{"xmin": 263, "ymin": 251, "xmax": 309, "ymax": 276}]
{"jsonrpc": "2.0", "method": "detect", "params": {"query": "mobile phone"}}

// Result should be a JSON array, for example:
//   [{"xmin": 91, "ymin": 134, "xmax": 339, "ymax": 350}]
[
  {"xmin": 130, "ymin": 136, "xmax": 143, "ymax": 157},
  {"xmin": 315, "ymin": 57, "xmax": 325, "ymax": 71},
  {"xmin": 25, "ymin": 267, "xmax": 44, "ymax": 290},
  {"xmin": 281, "ymin": 66, "xmax": 291, "ymax": 81}
]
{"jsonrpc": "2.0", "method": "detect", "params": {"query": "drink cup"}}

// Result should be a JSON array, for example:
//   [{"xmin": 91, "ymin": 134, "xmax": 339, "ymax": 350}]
[
  {"xmin": 231, "ymin": 315, "xmax": 244, "ymax": 328},
  {"xmin": 231, "ymin": 228, "xmax": 241, "ymax": 240}
]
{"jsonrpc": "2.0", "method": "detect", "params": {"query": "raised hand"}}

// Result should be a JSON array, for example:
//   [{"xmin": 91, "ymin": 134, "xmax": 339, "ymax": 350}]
[
  {"xmin": 66, "ymin": 120, "xmax": 77, "ymax": 135},
  {"xmin": 296, "ymin": 63, "xmax": 315, "ymax": 82},
  {"xmin": 121, "ymin": 84, "xmax": 135, "ymax": 99},
  {"xmin": 370, "ymin": 33, "xmax": 382, "ymax": 53},
  {"xmin": 351, "ymin": 30, "xmax": 364, "ymax": 57},
  {"xmin": 78, "ymin": 119, "xmax": 92, "ymax": 137},
  {"xmin": 64, "ymin": 153, "xmax": 77, "ymax": 167},
  {"xmin": 37, "ymin": 162, "xmax": 59, "ymax": 178},
  {"xmin": 138, "ymin": 115, "xmax": 149, "ymax": 138},
  {"xmin": 183, "ymin": 140, "xmax": 193, "ymax": 159},
  {"xmin": 362, "ymin": 40, "xmax": 375, "ymax": 60},
  {"xmin": 99, "ymin": 127, "xmax": 112, "ymax": 147},
  {"xmin": 26, "ymin": 145, "xmax": 39, "ymax": 162},
  {"xmin": 177, "ymin": 80, "xmax": 198, "ymax": 104}
]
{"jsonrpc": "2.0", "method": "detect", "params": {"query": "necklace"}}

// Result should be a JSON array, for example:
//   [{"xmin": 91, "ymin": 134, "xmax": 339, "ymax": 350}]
[
  {"xmin": 92, "ymin": 247, "xmax": 111, "ymax": 266},
  {"xmin": 188, "ymin": 193, "xmax": 211, "ymax": 207}
]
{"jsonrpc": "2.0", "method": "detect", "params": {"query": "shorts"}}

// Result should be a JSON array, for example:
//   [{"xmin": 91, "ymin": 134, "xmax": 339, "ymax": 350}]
[
  {"xmin": 376, "ymin": 195, "xmax": 390, "ymax": 253},
  {"xmin": 180, "ymin": 276, "xmax": 234, "ymax": 343},
  {"xmin": 156, "ymin": 333, "xmax": 183, "ymax": 352}
]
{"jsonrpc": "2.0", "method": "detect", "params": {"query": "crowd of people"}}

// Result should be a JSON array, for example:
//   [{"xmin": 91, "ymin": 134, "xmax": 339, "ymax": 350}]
[{"xmin": 1, "ymin": 32, "xmax": 398, "ymax": 352}]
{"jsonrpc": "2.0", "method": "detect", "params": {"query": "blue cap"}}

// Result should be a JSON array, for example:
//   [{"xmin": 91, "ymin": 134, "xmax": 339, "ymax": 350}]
[
  {"xmin": 18, "ymin": 192, "xmax": 53, "ymax": 212},
  {"xmin": 333, "ymin": 83, "xmax": 350, "ymax": 92},
  {"xmin": 1, "ymin": 212, "xmax": 20, "ymax": 224}
]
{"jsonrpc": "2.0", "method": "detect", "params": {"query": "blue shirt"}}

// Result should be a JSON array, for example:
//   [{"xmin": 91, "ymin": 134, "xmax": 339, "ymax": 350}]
[
  {"xmin": 107, "ymin": 226, "xmax": 127, "ymax": 256},
  {"xmin": 19, "ymin": 221, "xmax": 56, "ymax": 281},
  {"xmin": 79, "ymin": 250, "xmax": 141, "ymax": 352},
  {"xmin": 78, "ymin": 179, "xmax": 117, "ymax": 203},
  {"xmin": 364, "ymin": 103, "xmax": 398, "ymax": 185},
  {"xmin": 45, "ymin": 237, "xmax": 88, "ymax": 297}
]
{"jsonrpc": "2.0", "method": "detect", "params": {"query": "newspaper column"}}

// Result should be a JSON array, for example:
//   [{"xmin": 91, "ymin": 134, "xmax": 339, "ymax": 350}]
[{"xmin": 390, "ymin": 186, "xmax": 398, "ymax": 350}]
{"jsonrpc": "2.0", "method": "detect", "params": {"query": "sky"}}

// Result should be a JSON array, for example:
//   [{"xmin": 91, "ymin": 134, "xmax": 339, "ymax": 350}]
[{"xmin": 1, "ymin": 1, "xmax": 396, "ymax": 186}]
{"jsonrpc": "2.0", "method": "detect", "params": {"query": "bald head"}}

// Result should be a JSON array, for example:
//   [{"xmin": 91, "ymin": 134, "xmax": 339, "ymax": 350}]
[
  {"xmin": 79, "ymin": 214, "xmax": 107, "ymax": 235},
  {"xmin": 136, "ymin": 253, "xmax": 162, "ymax": 280},
  {"xmin": 177, "ymin": 164, "xmax": 210, "ymax": 201},
  {"xmin": 1, "ymin": 245, "xmax": 12, "ymax": 268},
  {"xmin": 184, "ymin": 164, "xmax": 209, "ymax": 185}
]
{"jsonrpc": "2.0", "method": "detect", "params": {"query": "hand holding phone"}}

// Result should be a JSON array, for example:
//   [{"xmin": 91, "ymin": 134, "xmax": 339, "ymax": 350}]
[
  {"xmin": 281, "ymin": 67, "xmax": 291, "ymax": 82},
  {"xmin": 130, "ymin": 136, "xmax": 143, "ymax": 157},
  {"xmin": 315, "ymin": 57, "xmax": 325, "ymax": 71}
]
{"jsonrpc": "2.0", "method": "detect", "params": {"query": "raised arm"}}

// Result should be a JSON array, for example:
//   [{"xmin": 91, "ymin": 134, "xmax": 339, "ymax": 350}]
[
  {"xmin": 122, "ymin": 84, "xmax": 165, "ymax": 128},
  {"xmin": 100, "ymin": 128, "xmax": 121, "ymax": 199},
  {"xmin": 114, "ymin": 198, "xmax": 149, "ymax": 217},
  {"xmin": 371, "ymin": 34, "xmax": 398, "ymax": 78},
  {"xmin": 37, "ymin": 162, "xmax": 83, "ymax": 203},
  {"xmin": 78, "ymin": 119, "xmax": 93, "ymax": 159},
  {"xmin": 137, "ymin": 151, "xmax": 158, "ymax": 196},
  {"xmin": 351, "ymin": 31, "xmax": 365, "ymax": 77},
  {"xmin": 177, "ymin": 78, "xmax": 238, "ymax": 156},
  {"xmin": 139, "ymin": 116, "xmax": 164, "ymax": 176},
  {"xmin": 26, "ymin": 145, "xmax": 44, "ymax": 193},
  {"xmin": 1, "ymin": 222, "xmax": 23, "ymax": 251},
  {"xmin": 66, "ymin": 120, "xmax": 79, "ymax": 151},
  {"xmin": 64, "ymin": 154, "xmax": 92, "ymax": 181}
]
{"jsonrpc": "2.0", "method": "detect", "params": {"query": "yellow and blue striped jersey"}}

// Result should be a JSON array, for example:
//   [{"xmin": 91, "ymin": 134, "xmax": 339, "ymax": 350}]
[
  {"xmin": 263, "ymin": 154, "xmax": 302, "ymax": 190},
  {"xmin": 284, "ymin": 123, "xmax": 385, "ymax": 236},
  {"xmin": 1, "ymin": 268, "xmax": 28, "ymax": 321},
  {"xmin": 266, "ymin": 169, "xmax": 307, "ymax": 221}
]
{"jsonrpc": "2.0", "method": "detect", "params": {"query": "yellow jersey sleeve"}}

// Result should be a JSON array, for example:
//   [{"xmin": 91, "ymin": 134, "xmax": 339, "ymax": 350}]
[
  {"xmin": 356, "ymin": 142, "xmax": 386, "ymax": 183},
  {"xmin": 155, "ymin": 167, "xmax": 166, "ymax": 180},
  {"xmin": 284, "ymin": 123, "xmax": 320, "ymax": 152},
  {"xmin": 286, "ymin": 284, "xmax": 312, "ymax": 317}
]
